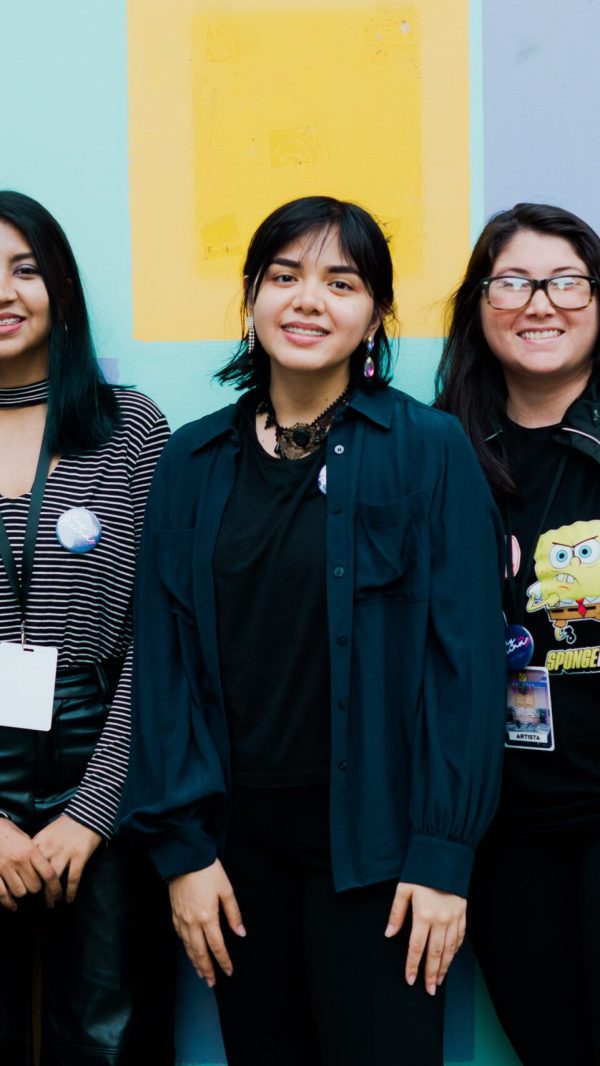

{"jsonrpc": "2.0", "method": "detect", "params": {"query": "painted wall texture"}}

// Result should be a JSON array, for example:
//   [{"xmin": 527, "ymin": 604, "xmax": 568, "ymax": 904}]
[{"xmin": 3, "ymin": 0, "xmax": 599, "ymax": 1062}]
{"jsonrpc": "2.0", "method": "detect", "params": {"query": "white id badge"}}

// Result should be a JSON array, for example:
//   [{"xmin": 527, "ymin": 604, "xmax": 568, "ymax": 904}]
[
  {"xmin": 506, "ymin": 667, "xmax": 554, "ymax": 751},
  {"xmin": 0, "ymin": 641, "xmax": 58, "ymax": 731}
]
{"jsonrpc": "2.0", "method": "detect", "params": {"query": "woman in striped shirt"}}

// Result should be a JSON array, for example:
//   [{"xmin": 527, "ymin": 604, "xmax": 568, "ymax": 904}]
[{"xmin": 0, "ymin": 191, "xmax": 175, "ymax": 1065}]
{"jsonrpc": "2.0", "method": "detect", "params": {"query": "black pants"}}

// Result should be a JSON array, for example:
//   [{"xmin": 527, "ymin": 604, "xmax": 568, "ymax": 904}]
[
  {"xmin": 469, "ymin": 825, "xmax": 600, "ymax": 1066},
  {"xmin": 0, "ymin": 666, "xmax": 176, "ymax": 1065},
  {"xmin": 215, "ymin": 786, "xmax": 445, "ymax": 1066}
]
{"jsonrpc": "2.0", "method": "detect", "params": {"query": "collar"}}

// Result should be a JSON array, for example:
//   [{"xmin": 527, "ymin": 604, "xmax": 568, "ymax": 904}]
[
  {"xmin": 487, "ymin": 373, "xmax": 600, "ymax": 463},
  {"xmin": 188, "ymin": 386, "xmax": 396, "ymax": 453}
]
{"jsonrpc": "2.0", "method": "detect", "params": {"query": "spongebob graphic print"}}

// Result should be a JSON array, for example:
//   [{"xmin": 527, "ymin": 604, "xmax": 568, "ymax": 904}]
[{"xmin": 527, "ymin": 519, "xmax": 600, "ymax": 673}]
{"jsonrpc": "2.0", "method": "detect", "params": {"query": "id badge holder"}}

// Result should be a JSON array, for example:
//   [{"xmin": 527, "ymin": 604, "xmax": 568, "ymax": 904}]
[
  {"xmin": 0, "ymin": 641, "xmax": 58, "ymax": 731},
  {"xmin": 506, "ymin": 667, "xmax": 554, "ymax": 751}
]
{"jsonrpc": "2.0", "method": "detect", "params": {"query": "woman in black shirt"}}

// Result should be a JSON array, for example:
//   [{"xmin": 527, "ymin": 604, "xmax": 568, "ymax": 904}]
[
  {"xmin": 436, "ymin": 202, "xmax": 600, "ymax": 1065},
  {"xmin": 121, "ymin": 195, "xmax": 506, "ymax": 1066}
]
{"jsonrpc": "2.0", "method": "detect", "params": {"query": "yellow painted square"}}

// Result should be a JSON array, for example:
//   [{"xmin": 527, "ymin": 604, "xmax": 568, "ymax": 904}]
[{"xmin": 128, "ymin": 0, "xmax": 470, "ymax": 340}]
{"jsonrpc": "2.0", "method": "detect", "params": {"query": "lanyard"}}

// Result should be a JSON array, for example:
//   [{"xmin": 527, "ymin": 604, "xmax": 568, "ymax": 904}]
[
  {"xmin": 505, "ymin": 451, "xmax": 569, "ymax": 626},
  {"xmin": 0, "ymin": 437, "xmax": 52, "ymax": 644}
]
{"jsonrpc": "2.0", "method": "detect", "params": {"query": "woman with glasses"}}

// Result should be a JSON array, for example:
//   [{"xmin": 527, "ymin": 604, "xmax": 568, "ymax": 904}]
[
  {"xmin": 436, "ymin": 202, "xmax": 600, "ymax": 1065},
  {"xmin": 120, "ymin": 195, "xmax": 506, "ymax": 1066}
]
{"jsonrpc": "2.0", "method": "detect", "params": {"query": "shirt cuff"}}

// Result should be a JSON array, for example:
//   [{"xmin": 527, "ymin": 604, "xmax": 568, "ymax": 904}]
[{"xmin": 399, "ymin": 834, "xmax": 475, "ymax": 898}]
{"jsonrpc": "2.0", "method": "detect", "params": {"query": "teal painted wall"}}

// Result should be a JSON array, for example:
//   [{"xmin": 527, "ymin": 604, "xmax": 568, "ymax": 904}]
[{"xmin": 13, "ymin": 1, "xmax": 600, "ymax": 1061}]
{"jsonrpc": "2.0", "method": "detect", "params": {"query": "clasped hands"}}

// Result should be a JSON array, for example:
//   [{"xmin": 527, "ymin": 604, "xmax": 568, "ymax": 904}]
[
  {"xmin": 169, "ymin": 859, "xmax": 466, "ymax": 995},
  {"xmin": 0, "ymin": 814, "xmax": 102, "ymax": 911}
]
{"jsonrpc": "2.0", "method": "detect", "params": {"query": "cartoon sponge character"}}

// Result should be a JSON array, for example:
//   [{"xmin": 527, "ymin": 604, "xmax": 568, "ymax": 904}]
[{"xmin": 527, "ymin": 519, "xmax": 600, "ymax": 643}]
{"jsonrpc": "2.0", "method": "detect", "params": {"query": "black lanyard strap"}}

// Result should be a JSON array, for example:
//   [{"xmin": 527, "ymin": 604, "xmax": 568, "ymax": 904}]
[
  {"xmin": 505, "ymin": 450, "xmax": 569, "ymax": 625},
  {"xmin": 0, "ymin": 437, "xmax": 52, "ymax": 639}
]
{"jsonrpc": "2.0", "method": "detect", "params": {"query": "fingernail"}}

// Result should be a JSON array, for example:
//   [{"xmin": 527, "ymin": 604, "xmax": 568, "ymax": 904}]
[
  {"xmin": 437, "ymin": 975, "xmax": 445, "ymax": 987},
  {"xmin": 406, "ymin": 975, "xmax": 416, "ymax": 987},
  {"xmin": 237, "ymin": 925, "xmax": 247, "ymax": 937},
  {"xmin": 206, "ymin": 978, "xmax": 215, "ymax": 989},
  {"xmin": 225, "ymin": 967, "xmax": 233, "ymax": 977},
  {"xmin": 427, "ymin": 984, "xmax": 436, "ymax": 997},
  {"xmin": 384, "ymin": 924, "xmax": 395, "ymax": 938}
]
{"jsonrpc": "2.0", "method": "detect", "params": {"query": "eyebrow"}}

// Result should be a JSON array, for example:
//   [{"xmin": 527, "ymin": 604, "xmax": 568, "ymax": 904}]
[
  {"xmin": 270, "ymin": 256, "xmax": 359, "ymax": 275},
  {"xmin": 494, "ymin": 266, "xmax": 587, "ymax": 276},
  {"xmin": 10, "ymin": 252, "xmax": 36, "ymax": 264}
]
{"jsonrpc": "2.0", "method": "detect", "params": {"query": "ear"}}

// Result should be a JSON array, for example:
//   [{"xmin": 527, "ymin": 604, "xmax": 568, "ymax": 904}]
[
  {"xmin": 243, "ymin": 275, "xmax": 253, "ymax": 313},
  {"xmin": 364, "ymin": 309, "xmax": 381, "ymax": 342}
]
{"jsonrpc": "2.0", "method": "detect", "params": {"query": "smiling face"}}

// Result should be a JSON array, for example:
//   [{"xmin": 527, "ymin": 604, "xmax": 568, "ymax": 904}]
[
  {"xmin": 481, "ymin": 229, "xmax": 599, "ymax": 393},
  {"xmin": 0, "ymin": 219, "xmax": 51, "ymax": 384},
  {"xmin": 250, "ymin": 226, "xmax": 380, "ymax": 392}
]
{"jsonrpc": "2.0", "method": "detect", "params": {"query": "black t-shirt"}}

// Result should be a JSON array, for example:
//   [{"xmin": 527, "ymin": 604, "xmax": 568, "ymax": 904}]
[
  {"xmin": 498, "ymin": 420, "xmax": 600, "ymax": 829},
  {"xmin": 213, "ymin": 402, "xmax": 330, "ymax": 787}
]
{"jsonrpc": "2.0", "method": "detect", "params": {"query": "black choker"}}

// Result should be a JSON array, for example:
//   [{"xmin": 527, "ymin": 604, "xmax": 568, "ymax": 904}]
[
  {"xmin": 0, "ymin": 379, "xmax": 49, "ymax": 409},
  {"xmin": 257, "ymin": 388, "xmax": 351, "ymax": 459}
]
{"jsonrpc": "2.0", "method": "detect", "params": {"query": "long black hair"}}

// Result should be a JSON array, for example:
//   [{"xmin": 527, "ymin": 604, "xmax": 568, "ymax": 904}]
[
  {"xmin": 215, "ymin": 195, "xmax": 396, "ymax": 391},
  {"xmin": 0, "ymin": 191, "xmax": 119, "ymax": 454},
  {"xmin": 435, "ymin": 202, "xmax": 600, "ymax": 492}
]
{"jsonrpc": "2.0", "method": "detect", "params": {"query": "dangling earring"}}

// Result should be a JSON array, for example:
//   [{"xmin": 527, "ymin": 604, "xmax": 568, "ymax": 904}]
[
  {"xmin": 247, "ymin": 315, "xmax": 255, "ymax": 355},
  {"xmin": 363, "ymin": 336, "xmax": 375, "ymax": 379}
]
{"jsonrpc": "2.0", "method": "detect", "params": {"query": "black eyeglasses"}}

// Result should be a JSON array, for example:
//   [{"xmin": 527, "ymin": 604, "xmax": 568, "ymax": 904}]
[{"xmin": 481, "ymin": 275, "xmax": 598, "ymax": 311}]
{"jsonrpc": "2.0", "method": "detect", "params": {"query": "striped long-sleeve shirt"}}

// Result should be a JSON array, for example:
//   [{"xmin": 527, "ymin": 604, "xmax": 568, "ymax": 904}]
[{"xmin": 0, "ymin": 382, "xmax": 170, "ymax": 837}]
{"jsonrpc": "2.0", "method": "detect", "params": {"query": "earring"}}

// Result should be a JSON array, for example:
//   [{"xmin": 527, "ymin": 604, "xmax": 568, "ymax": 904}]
[
  {"xmin": 363, "ymin": 336, "xmax": 375, "ymax": 379},
  {"xmin": 247, "ymin": 315, "xmax": 255, "ymax": 355}
]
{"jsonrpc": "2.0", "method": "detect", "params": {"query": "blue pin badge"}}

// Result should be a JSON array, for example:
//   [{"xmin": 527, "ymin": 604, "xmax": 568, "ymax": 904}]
[
  {"xmin": 317, "ymin": 465, "xmax": 327, "ymax": 495},
  {"xmin": 56, "ymin": 508, "xmax": 102, "ymax": 553},
  {"xmin": 505, "ymin": 624, "xmax": 534, "ymax": 670}
]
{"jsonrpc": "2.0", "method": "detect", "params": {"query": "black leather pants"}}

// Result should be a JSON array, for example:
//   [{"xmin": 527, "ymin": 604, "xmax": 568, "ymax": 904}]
[{"xmin": 0, "ymin": 665, "xmax": 176, "ymax": 1065}]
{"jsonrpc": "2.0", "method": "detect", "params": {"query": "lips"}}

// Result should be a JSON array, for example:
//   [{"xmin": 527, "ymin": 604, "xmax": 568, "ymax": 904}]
[
  {"xmin": 0, "ymin": 315, "xmax": 25, "ymax": 333},
  {"xmin": 282, "ymin": 322, "xmax": 329, "ymax": 337},
  {"xmin": 518, "ymin": 329, "xmax": 564, "ymax": 340}
]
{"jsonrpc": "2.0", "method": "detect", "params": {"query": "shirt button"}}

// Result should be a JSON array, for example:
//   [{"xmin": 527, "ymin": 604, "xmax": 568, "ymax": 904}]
[
  {"xmin": 334, "ymin": 444, "xmax": 344, "ymax": 455},
  {"xmin": 333, "ymin": 503, "xmax": 343, "ymax": 514},
  {"xmin": 334, "ymin": 567, "xmax": 344, "ymax": 578},
  {"xmin": 337, "ymin": 635, "xmax": 348, "ymax": 646},
  {"xmin": 338, "ymin": 699, "xmax": 347, "ymax": 710},
  {"xmin": 338, "ymin": 760, "xmax": 348, "ymax": 772}
]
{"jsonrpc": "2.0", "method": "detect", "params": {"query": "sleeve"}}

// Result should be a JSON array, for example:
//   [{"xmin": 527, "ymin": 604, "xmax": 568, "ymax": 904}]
[
  {"xmin": 117, "ymin": 441, "xmax": 228, "ymax": 881},
  {"xmin": 64, "ymin": 403, "xmax": 170, "ymax": 838},
  {"xmin": 399, "ymin": 417, "xmax": 507, "ymax": 898}
]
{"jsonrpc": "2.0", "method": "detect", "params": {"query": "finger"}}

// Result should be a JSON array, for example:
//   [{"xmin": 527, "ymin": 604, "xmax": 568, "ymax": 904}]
[
  {"xmin": 385, "ymin": 886, "xmax": 411, "ymax": 938},
  {"xmin": 221, "ymin": 888, "xmax": 246, "ymax": 938},
  {"xmin": 65, "ymin": 857, "xmax": 85, "ymax": 904},
  {"xmin": 176, "ymin": 923, "xmax": 216, "ymax": 987},
  {"xmin": 424, "ymin": 927, "xmax": 447, "ymax": 995},
  {"xmin": 3, "ymin": 868, "xmax": 34, "ymax": 899},
  {"xmin": 405, "ymin": 918, "xmax": 428, "ymax": 987},
  {"xmin": 31, "ymin": 853, "xmax": 62, "ymax": 905},
  {"xmin": 0, "ymin": 876, "xmax": 16, "ymax": 912},
  {"xmin": 436, "ymin": 920, "xmax": 460, "ymax": 988},
  {"xmin": 204, "ymin": 919, "xmax": 233, "ymax": 977}
]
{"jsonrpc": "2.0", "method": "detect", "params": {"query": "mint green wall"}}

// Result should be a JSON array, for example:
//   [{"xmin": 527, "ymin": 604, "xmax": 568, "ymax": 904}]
[{"xmin": 0, "ymin": 2, "xmax": 526, "ymax": 1063}]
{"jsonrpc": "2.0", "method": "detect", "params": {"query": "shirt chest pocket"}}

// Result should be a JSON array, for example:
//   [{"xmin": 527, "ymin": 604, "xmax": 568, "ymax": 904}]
[
  {"xmin": 153, "ymin": 528, "xmax": 197, "ymax": 627},
  {"xmin": 354, "ymin": 492, "xmax": 428, "ymax": 602}
]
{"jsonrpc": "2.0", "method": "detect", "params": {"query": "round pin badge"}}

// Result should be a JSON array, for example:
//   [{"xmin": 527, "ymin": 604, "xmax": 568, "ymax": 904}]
[
  {"xmin": 56, "ymin": 508, "xmax": 102, "ymax": 553},
  {"xmin": 505, "ymin": 624, "xmax": 534, "ymax": 670},
  {"xmin": 317, "ymin": 465, "xmax": 327, "ymax": 495}
]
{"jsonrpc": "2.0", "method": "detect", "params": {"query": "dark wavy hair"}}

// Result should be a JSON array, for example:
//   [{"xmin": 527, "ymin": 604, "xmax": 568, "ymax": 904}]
[
  {"xmin": 0, "ymin": 190, "xmax": 119, "ymax": 454},
  {"xmin": 435, "ymin": 202, "xmax": 600, "ymax": 492},
  {"xmin": 215, "ymin": 195, "xmax": 396, "ymax": 391}
]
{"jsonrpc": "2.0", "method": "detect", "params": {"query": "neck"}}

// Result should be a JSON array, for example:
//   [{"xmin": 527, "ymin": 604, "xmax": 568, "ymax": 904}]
[
  {"xmin": 505, "ymin": 369, "xmax": 592, "ymax": 428},
  {"xmin": 268, "ymin": 365, "xmax": 351, "ymax": 425},
  {"xmin": 0, "ymin": 354, "xmax": 49, "ymax": 389}
]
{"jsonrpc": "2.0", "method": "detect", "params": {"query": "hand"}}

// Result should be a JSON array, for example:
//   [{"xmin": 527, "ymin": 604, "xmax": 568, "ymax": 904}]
[
  {"xmin": 169, "ymin": 858, "xmax": 246, "ymax": 988},
  {"xmin": 0, "ymin": 818, "xmax": 62, "ymax": 911},
  {"xmin": 33, "ymin": 815, "xmax": 102, "ymax": 905},
  {"xmin": 385, "ymin": 882, "xmax": 466, "ymax": 996}
]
